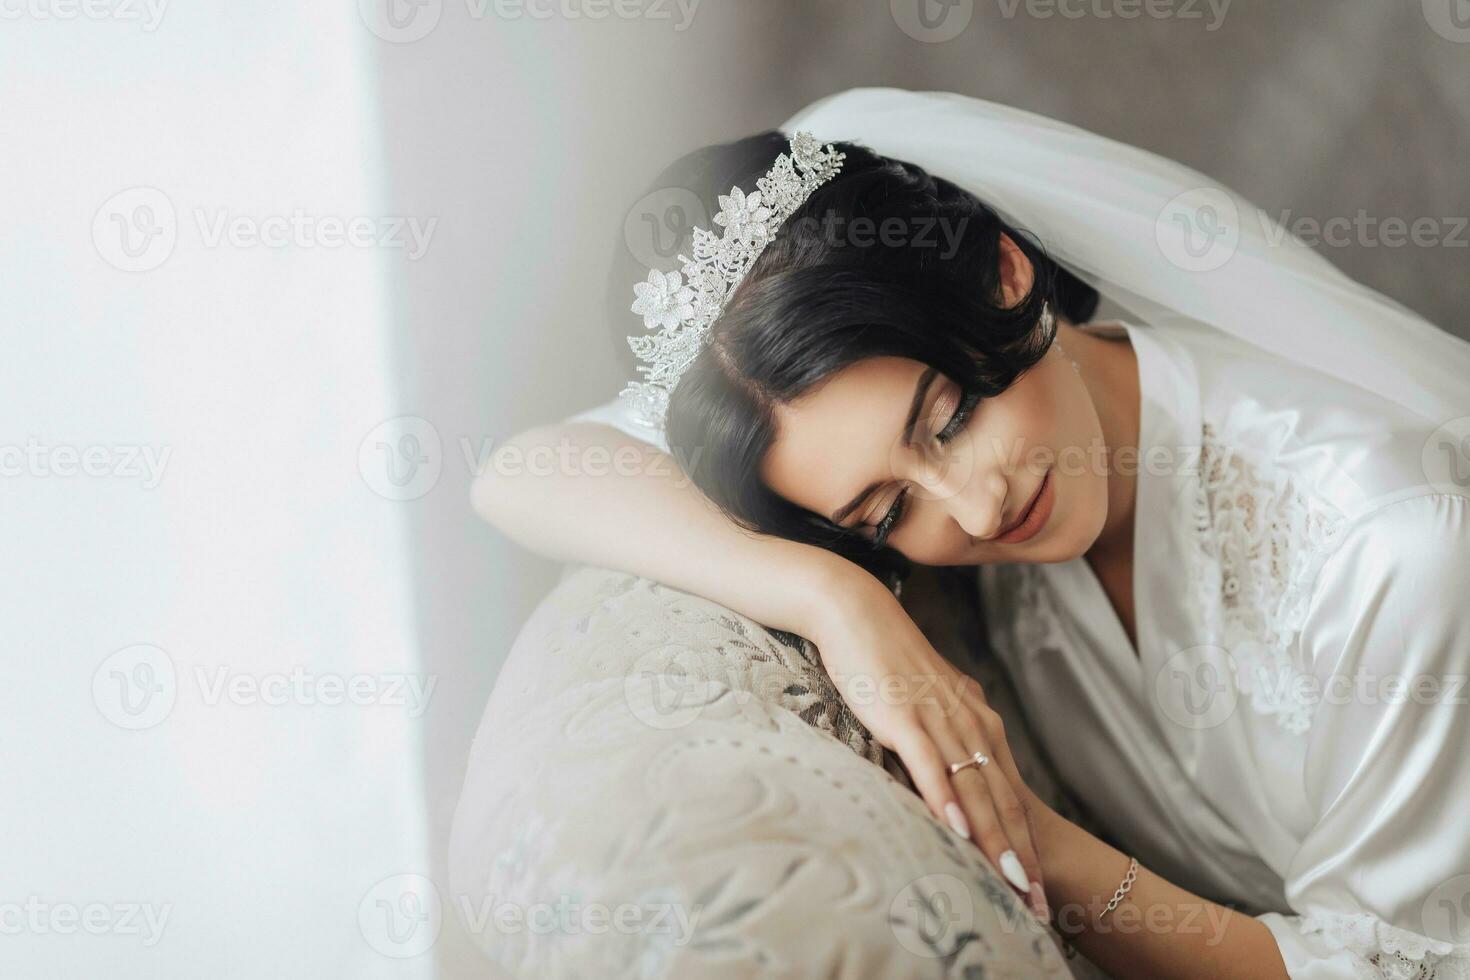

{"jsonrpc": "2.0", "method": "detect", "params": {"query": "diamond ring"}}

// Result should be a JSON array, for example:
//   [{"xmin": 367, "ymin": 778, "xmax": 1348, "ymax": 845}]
[{"xmin": 948, "ymin": 751, "xmax": 991, "ymax": 775}]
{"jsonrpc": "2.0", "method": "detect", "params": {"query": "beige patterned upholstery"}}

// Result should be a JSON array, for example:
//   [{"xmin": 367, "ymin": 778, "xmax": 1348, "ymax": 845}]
[{"xmin": 449, "ymin": 563, "xmax": 1108, "ymax": 978}]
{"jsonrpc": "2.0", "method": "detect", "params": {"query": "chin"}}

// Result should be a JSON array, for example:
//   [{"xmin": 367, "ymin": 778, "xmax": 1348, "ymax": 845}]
[{"xmin": 1010, "ymin": 523, "xmax": 1079, "ymax": 563}]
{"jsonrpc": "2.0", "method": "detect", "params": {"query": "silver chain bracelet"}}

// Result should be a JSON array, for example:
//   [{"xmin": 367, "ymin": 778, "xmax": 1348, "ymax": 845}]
[{"xmin": 1096, "ymin": 855, "xmax": 1138, "ymax": 925}]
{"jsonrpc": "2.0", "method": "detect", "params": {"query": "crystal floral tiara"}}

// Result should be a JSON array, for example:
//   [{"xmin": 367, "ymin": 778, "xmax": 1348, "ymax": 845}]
[{"xmin": 619, "ymin": 131, "xmax": 847, "ymax": 431}]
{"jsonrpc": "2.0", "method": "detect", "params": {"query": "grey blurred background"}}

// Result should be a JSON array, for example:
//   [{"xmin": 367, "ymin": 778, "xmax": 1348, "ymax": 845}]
[{"xmin": 369, "ymin": 2, "xmax": 1470, "ymax": 973}]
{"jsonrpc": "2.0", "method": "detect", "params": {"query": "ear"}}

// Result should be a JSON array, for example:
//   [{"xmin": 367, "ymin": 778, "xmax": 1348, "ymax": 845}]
[{"xmin": 996, "ymin": 232, "xmax": 1035, "ymax": 309}]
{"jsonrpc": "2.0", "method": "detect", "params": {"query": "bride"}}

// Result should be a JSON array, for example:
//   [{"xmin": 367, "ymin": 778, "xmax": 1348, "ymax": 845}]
[{"xmin": 475, "ymin": 88, "xmax": 1470, "ymax": 979}]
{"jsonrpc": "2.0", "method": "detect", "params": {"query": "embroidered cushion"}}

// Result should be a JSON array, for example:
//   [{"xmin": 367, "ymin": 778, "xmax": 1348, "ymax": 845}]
[{"xmin": 449, "ymin": 563, "xmax": 1105, "ymax": 978}]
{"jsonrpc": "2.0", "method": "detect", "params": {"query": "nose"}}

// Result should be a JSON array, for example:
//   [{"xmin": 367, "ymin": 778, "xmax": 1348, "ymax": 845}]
[
  {"xmin": 948, "ymin": 469, "xmax": 1009, "ymax": 540},
  {"xmin": 910, "ymin": 441, "xmax": 1007, "ymax": 540}
]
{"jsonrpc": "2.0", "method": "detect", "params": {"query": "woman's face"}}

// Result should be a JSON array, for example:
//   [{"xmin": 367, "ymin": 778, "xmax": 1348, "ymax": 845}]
[{"xmin": 758, "ymin": 234, "xmax": 1110, "ymax": 567}]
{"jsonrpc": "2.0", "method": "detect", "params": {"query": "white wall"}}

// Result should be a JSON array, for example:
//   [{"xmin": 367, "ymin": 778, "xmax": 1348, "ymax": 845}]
[{"xmin": 1, "ymin": 5, "xmax": 434, "ymax": 978}]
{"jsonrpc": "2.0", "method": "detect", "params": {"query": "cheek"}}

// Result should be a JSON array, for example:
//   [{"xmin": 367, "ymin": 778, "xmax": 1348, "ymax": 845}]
[
  {"xmin": 897, "ymin": 508, "xmax": 971, "ymax": 563},
  {"xmin": 1012, "ymin": 352, "xmax": 1105, "ymax": 469},
  {"xmin": 987, "ymin": 357, "xmax": 1108, "ymax": 560},
  {"xmin": 979, "ymin": 370, "xmax": 1062, "ymax": 476}
]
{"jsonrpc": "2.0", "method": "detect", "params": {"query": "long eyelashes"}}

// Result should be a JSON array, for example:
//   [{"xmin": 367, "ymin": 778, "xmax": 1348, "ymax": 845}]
[
  {"xmin": 936, "ymin": 389, "xmax": 982, "ymax": 446},
  {"xmin": 871, "ymin": 388, "xmax": 982, "ymax": 547},
  {"xmin": 872, "ymin": 486, "xmax": 910, "ymax": 545}
]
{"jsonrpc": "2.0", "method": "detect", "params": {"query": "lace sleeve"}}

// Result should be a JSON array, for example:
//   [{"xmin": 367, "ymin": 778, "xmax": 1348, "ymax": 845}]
[{"xmin": 1257, "ymin": 493, "xmax": 1470, "ymax": 980}]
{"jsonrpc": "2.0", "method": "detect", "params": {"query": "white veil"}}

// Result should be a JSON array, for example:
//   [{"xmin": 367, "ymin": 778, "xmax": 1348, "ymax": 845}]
[{"xmin": 783, "ymin": 88, "xmax": 1470, "ymax": 432}]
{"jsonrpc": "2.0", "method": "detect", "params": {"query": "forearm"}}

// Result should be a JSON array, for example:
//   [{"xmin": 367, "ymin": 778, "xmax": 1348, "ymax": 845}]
[
  {"xmin": 473, "ymin": 421, "xmax": 859, "ymax": 641},
  {"xmin": 1034, "ymin": 805, "xmax": 1289, "ymax": 980}
]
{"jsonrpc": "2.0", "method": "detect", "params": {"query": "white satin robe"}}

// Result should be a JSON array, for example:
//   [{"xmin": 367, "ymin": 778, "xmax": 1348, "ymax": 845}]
[
  {"xmin": 979, "ymin": 320, "xmax": 1470, "ymax": 980},
  {"xmin": 565, "ymin": 319, "xmax": 1470, "ymax": 979}
]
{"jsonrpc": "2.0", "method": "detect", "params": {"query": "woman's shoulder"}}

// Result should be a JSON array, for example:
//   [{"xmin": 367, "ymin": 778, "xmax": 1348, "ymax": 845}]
[
  {"xmin": 1123, "ymin": 319, "xmax": 1456, "ymax": 522},
  {"xmin": 1316, "ymin": 490, "xmax": 1470, "ymax": 578},
  {"xmin": 1304, "ymin": 491, "xmax": 1470, "ymax": 667},
  {"xmin": 1311, "ymin": 493, "xmax": 1470, "ymax": 625}
]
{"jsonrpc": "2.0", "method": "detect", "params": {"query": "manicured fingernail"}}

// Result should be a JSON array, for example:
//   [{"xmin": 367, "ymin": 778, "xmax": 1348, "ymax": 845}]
[
  {"xmin": 998, "ymin": 849, "xmax": 1030, "ymax": 894},
  {"xmin": 944, "ymin": 802, "xmax": 970, "ymax": 840},
  {"xmin": 1029, "ymin": 881, "xmax": 1050, "ymax": 921}
]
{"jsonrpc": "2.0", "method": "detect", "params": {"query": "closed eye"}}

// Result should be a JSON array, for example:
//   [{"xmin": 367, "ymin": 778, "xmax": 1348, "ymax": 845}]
[
  {"xmin": 867, "ymin": 387, "xmax": 982, "ymax": 547},
  {"xmin": 936, "ymin": 387, "xmax": 982, "ymax": 446}
]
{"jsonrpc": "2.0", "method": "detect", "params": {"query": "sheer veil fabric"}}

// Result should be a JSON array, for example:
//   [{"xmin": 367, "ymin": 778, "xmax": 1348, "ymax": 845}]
[{"xmin": 783, "ymin": 87, "xmax": 1470, "ymax": 434}]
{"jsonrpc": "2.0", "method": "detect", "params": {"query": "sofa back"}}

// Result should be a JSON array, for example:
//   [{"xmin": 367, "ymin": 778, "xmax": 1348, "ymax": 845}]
[{"xmin": 448, "ymin": 565, "xmax": 1082, "ymax": 978}]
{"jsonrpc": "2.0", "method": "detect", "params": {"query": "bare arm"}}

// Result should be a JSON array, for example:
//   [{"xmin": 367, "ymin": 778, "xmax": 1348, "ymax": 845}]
[
  {"xmin": 1032, "ymin": 799, "xmax": 1289, "ymax": 980},
  {"xmin": 472, "ymin": 421, "xmax": 851, "ymax": 641}
]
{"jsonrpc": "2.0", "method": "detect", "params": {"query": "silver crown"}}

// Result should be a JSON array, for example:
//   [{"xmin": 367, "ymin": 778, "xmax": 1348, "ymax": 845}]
[{"xmin": 620, "ymin": 131, "xmax": 847, "ymax": 431}]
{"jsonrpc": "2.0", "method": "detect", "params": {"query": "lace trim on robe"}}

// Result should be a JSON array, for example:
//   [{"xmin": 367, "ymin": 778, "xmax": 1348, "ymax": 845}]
[
  {"xmin": 1299, "ymin": 909, "xmax": 1470, "ymax": 980},
  {"xmin": 988, "ymin": 561, "xmax": 1059, "ymax": 661},
  {"xmin": 1188, "ymin": 419, "xmax": 1349, "ymax": 735}
]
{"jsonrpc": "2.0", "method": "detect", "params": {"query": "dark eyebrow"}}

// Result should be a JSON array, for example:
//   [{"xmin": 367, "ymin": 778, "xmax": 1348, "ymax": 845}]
[{"xmin": 829, "ymin": 365, "xmax": 939, "ymax": 525}]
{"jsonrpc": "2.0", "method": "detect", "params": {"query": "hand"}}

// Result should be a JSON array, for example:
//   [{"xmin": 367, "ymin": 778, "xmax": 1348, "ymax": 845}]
[{"xmin": 809, "ymin": 569, "xmax": 1051, "ymax": 921}]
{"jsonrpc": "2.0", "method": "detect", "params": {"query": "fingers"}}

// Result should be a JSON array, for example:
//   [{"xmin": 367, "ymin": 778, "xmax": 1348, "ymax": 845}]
[
  {"xmin": 1023, "ymin": 799, "xmax": 1050, "ymax": 921},
  {"xmin": 980, "ymin": 707, "xmax": 1049, "ymax": 909},
  {"xmin": 890, "ymin": 713, "xmax": 1037, "ymax": 904},
  {"xmin": 858, "ymin": 645, "xmax": 1051, "ymax": 921},
  {"xmin": 957, "ymin": 694, "xmax": 1049, "ymax": 897},
  {"xmin": 890, "ymin": 727, "xmax": 975, "ymax": 843},
  {"xmin": 977, "ymin": 752, "xmax": 1048, "ymax": 919},
  {"xmin": 927, "ymin": 718, "xmax": 1050, "ymax": 921}
]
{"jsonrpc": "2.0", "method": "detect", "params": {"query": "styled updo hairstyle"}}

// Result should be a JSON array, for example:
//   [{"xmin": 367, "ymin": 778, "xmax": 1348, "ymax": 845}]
[{"xmin": 606, "ymin": 132, "xmax": 1099, "ymax": 594}]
